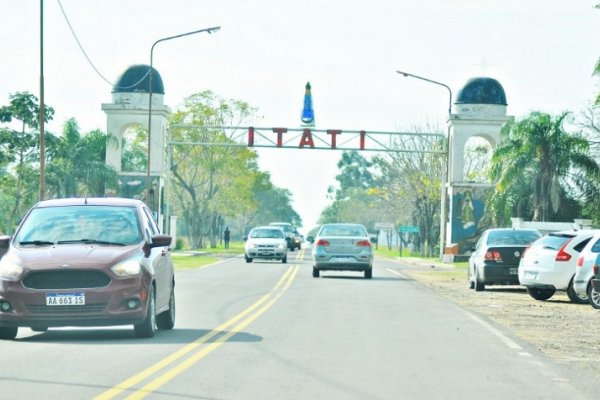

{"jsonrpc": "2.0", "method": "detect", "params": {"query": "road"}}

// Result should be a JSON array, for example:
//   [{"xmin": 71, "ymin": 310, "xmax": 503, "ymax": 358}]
[{"xmin": 0, "ymin": 249, "xmax": 594, "ymax": 399}]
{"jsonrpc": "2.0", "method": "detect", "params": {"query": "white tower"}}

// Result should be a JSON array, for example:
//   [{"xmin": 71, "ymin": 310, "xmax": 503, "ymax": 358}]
[
  {"xmin": 446, "ymin": 77, "xmax": 512, "ymax": 253},
  {"xmin": 101, "ymin": 65, "xmax": 171, "ymax": 229}
]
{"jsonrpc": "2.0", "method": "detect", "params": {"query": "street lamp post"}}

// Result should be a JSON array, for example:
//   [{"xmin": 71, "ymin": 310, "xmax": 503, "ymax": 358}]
[
  {"xmin": 396, "ymin": 70, "xmax": 453, "ymax": 260},
  {"xmin": 146, "ymin": 26, "xmax": 220, "ymax": 204}
]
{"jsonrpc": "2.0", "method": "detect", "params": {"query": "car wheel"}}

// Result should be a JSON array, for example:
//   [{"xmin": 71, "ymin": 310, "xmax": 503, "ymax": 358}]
[
  {"xmin": 587, "ymin": 283, "xmax": 600, "ymax": 310},
  {"xmin": 312, "ymin": 267, "xmax": 320, "ymax": 278},
  {"xmin": 567, "ymin": 277, "xmax": 588, "ymax": 304},
  {"xmin": 474, "ymin": 269, "xmax": 485, "ymax": 291},
  {"xmin": 134, "ymin": 286, "xmax": 156, "ymax": 338},
  {"xmin": 245, "ymin": 255, "xmax": 252, "ymax": 263},
  {"xmin": 282, "ymin": 255, "xmax": 287, "ymax": 264},
  {"xmin": 156, "ymin": 286, "xmax": 176, "ymax": 330},
  {"xmin": 0, "ymin": 327, "xmax": 18, "ymax": 340},
  {"xmin": 467, "ymin": 266, "xmax": 474, "ymax": 289},
  {"xmin": 526, "ymin": 287, "xmax": 555, "ymax": 301},
  {"xmin": 364, "ymin": 269, "xmax": 372, "ymax": 279}
]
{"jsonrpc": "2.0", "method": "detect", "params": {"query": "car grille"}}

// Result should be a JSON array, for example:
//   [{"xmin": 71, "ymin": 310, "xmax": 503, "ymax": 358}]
[
  {"xmin": 26, "ymin": 303, "xmax": 107, "ymax": 314},
  {"xmin": 22, "ymin": 270, "xmax": 111, "ymax": 290}
]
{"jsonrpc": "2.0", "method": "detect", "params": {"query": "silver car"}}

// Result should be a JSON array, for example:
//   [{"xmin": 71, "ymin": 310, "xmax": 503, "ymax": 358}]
[
  {"xmin": 308, "ymin": 223, "xmax": 373, "ymax": 279},
  {"xmin": 244, "ymin": 226, "xmax": 288, "ymax": 263}
]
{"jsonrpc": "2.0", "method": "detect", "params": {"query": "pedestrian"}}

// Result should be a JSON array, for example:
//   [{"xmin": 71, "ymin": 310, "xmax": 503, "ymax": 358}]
[{"xmin": 223, "ymin": 226, "xmax": 231, "ymax": 249}]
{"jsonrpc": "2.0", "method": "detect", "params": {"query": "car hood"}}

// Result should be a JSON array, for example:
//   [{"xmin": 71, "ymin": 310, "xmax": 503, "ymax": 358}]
[{"xmin": 5, "ymin": 243, "xmax": 142, "ymax": 270}]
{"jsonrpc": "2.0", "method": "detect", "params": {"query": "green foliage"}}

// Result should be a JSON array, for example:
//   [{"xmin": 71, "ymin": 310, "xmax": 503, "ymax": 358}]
[{"xmin": 489, "ymin": 111, "xmax": 600, "ymax": 224}]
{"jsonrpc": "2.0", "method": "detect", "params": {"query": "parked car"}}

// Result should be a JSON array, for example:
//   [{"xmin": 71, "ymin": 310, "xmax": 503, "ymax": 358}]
[
  {"xmin": 308, "ymin": 223, "xmax": 373, "ymax": 279},
  {"xmin": 589, "ymin": 254, "xmax": 600, "ymax": 309},
  {"xmin": 0, "ymin": 197, "xmax": 175, "ymax": 340},
  {"xmin": 269, "ymin": 222, "xmax": 297, "ymax": 251},
  {"xmin": 468, "ymin": 228, "xmax": 541, "ymax": 291},
  {"xmin": 573, "ymin": 231, "xmax": 600, "ymax": 308},
  {"xmin": 518, "ymin": 230, "xmax": 597, "ymax": 302},
  {"xmin": 244, "ymin": 226, "xmax": 288, "ymax": 263}
]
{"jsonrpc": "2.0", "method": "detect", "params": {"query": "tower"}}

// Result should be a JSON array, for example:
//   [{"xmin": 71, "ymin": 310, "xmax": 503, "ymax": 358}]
[
  {"xmin": 101, "ymin": 64, "xmax": 171, "ymax": 230},
  {"xmin": 446, "ymin": 77, "xmax": 512, "ymax": 253}
]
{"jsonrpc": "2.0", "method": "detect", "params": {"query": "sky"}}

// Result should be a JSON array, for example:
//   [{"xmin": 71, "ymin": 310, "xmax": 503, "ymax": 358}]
[{"xmin": 1, "ymin": 0, "xmax": 599, "ymax": 231}]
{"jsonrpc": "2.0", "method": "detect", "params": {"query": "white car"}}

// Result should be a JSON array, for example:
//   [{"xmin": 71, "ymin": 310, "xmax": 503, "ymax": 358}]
[
  {"xmin": 244, "ymin": 226, "xmax": 288, "ymax": 263},
  {"xmin": 573, "ymin": 231, "xmax": 600, "ymax": 308},
  {"xmin": 518, "ymin": 230, "xmax": 598, "ymax": 302}
]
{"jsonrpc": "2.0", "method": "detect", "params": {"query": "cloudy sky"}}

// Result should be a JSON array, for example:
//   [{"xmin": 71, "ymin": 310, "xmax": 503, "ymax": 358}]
[{"xmin": 1, "ymin": 0, "xmax": 599, "ymax": 230}]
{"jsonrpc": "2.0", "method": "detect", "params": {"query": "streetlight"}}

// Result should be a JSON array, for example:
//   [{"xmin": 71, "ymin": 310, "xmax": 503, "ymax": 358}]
[
  {"xmin": 396, "ymin": 70, "xmax": 452, "ymax": 260},
  {"xmin": 146, "ymin": 26, "xmax": 221, "ymax": 205}
]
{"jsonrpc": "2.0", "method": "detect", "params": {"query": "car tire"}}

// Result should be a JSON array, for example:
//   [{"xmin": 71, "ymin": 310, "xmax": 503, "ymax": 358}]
[
  {"xmin": 467, "ymin": 267, "xmax": 475, "ymax": 289},
  {"xmin": 245, "ymin": 255, "xmax": 252, "ymax": 263},
  {"xmin": 566, "ymin": 277, "xmax": 588, "ymax": 304},
  {"xmin": 364, "ymin": 269, "xmax": 372, "ymax": 279},
  {"xmin": 526, "ymin": 287, "xmax": 555, "ymax": 301},
  {"xmin": 156, "ymin": 286, "xmax": 176, "ymax": 330},
  {"xmin": 312, "ymin": 267, "xmax": 320, "ymax": 278},
  {"xmin": 587, "ymin": 283, "xmax": 600, "ymax": 310},
  {"xmin": 282, "ymin": 255, "xmax": 287, "ymax": 264},
  {"xmin": 0, "ymin": 326, "xmax": 18, "ymax": 340},
  {"xmin": 134, "ymin": 286, "xmax": 156, "ymax": 338},
  {"xmin": 474, "ymin": 269, "xmax": 485, "ymax": 291}
]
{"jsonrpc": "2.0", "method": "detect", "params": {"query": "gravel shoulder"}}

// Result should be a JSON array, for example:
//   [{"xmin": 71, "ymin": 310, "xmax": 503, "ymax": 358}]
[{"xmin": 392, "ymin": 257, "xmax": 600, "ymax": 373}]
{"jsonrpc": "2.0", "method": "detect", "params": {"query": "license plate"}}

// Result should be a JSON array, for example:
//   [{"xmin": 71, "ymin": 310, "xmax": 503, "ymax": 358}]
[
  {"xmin": 334, "ymin": 257, "xmax": 353, "ymax": 263},
  {"xmin": 509, "ymin": 268, "xmax": 518, "ymax": 275},
  {"xmin": 46, "ymin": 292, "xmax": 85, "ymax": 306},
  {"xmin": 524, "ymin": 271, "xmax": 537, "ymax": 280}
]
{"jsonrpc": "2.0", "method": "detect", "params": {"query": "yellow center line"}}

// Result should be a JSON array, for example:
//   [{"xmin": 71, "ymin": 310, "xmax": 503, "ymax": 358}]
[
  {"xmin": 93, "ymin": 265, "xmax": 298, "ymax": 400},
  {"xmin": 127, "ymin": 265, "xmax": 299, "ymax": 399}
]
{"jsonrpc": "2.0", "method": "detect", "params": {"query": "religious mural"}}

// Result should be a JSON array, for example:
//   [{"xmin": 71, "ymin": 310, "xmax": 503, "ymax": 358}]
[{"xmin": 451, "ymin": 188, "xmax": 486, "ymax": 253}]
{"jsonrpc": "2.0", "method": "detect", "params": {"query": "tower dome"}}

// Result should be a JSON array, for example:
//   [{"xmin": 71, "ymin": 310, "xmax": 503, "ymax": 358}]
[
  {"xmin": 112, "ymin": 64, "xmax": 165, "ymax": 94},
  {"xmin": 455, "ymin": 77, "xmax": 506, "ymax": 106}
]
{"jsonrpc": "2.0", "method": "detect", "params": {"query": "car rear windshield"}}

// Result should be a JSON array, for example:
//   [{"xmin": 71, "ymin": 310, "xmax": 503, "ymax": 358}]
[
  {"xmin": 14, "ymin": 205, "xmax": 142, "ymax": 245},
  {"xmin": 319, "ymin": 225, "xmax": 367, "ymax": 237},
  {"xmin": 532, "ymin": 234, "xmax": 573, "ymax": 251},
  {"xmin": 487, "ymin": 230, "xmax": 540, "ymax": 245}
]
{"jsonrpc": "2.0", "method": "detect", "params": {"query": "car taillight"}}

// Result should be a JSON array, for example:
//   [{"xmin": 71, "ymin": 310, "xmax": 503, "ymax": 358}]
[
  {"xmin": 555, "ymin": 240, "xmax": 573, "ymax": 262},
  {"xmin": 484, "ymin": 251, "xmax": 502, "ymax": 261},
  {"xmin": 316, "ymin": 239, "xmax": 330, "ymax": 247},
  {"xmin": 356, "ymin": 240, "xmax": 371, "ymax": 247},
  {"xmin": 576, "ymin": 256, "xmax": 584, "ymax": 267}
]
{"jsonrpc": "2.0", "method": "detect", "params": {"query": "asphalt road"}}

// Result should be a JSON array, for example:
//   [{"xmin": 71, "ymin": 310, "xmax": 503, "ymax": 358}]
[{"xmin": 0, "ymin": 249, "xmax": 594, "ymax": 399}]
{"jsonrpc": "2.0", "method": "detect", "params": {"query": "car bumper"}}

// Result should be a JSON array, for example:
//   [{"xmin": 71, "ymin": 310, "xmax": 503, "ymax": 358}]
[
  {"xmin": 313, "ymin": 255, "xmax": 373, "ymax": 272},
  {"xmin": 481, "ymin": 264, "xmax": 520, "ymax": 285},
  {"xmin": 518, "ymin": 269, "xmax": 572, "ymax": 289},
  {"xmin": 0, "ymin": 275, "xmax": 151, "ymax": 328},
  {"xmin": 246, "ymin": 251, "xmax": 286, "ymax": 260}
]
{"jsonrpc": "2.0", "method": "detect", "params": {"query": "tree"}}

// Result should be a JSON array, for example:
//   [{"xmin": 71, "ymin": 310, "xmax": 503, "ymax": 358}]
[
  {"xmin": 169, "ymin": 91, "xmax": 264, "ymax": 248},
  {"xmin": 0, "ymin": 92, "xmax": 54, "ymax": 232},
  {"xmin": 490, "ymin": 111, "xmax": 600, "ymax": 223}
]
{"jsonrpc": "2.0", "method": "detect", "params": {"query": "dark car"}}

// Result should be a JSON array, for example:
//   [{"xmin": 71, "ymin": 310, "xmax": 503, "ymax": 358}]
[
  {"xmin": 269, "ymin": 222, "xmax": 298, "ymax": 251},
  {"xmin": 468, "ymin": 228, "xmax": 541, "ymax": 291},
  {"xmin": 0, "ymin": 197, "xmax": 175, "ymax": 339}
]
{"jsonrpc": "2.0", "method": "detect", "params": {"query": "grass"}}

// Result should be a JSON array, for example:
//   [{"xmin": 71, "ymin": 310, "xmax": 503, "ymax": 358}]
[{"xmin": 171, "ymin": 241, "xmax": 244, "ymax": 270}]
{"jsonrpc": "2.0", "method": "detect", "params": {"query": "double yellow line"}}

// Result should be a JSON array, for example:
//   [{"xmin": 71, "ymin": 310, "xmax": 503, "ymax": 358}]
[{"xmin": 94, "ymin": 264, "xmax": 299, "ymax": 400}]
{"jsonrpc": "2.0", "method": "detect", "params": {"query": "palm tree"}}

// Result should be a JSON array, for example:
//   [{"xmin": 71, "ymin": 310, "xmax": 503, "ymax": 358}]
[{"xmin": 490, "ymin": 111, "xmax": 600, "ymax": 222}]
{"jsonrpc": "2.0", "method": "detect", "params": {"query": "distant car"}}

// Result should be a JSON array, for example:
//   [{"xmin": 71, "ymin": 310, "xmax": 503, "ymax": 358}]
[
  {"xmin": 573, "ymin": 231, "xmax": 600, "ymax": 308},
  {"xmin": 292, "ymin": 229, "xmax": 303, "ymax": 250},
  {"xmin": 0, "ymin": 197, "xmax": 175, "ymax": 340},
  {"xmin": 308, "ymin": 223, "xmax": 373, "ymax": 279},
  {"xmin": 269, "ymin": 222, "xmax": 298, "ymax": 251},
  {"xmin": 468, "ymin": 228, "xmax": 541, "ymax": 291},
  {"xmin": 518, "ymin": 230, "xmax": 597, "ymax": 302},
  {"xmin": 244, "ymin": 226, "xmax": 288, "ymax": 263}
]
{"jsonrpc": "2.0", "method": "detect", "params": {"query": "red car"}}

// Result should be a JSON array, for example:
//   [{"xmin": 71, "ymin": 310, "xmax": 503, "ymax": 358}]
[{"xmin": 0, "ymin": 197, "xmax": 175, "ymax": 339}]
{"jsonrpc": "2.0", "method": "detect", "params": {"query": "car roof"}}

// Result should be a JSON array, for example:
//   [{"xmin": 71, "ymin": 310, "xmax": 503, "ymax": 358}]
[{"xmin": 34, "ymin": 197, "xmax": 145, "ymax": 208}]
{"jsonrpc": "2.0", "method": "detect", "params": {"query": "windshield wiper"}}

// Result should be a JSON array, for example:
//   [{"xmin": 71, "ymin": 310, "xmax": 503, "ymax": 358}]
[
  {"xmin": 56, "ymin": 239, "xmax": 126, "ymax": 246},
  {"xmin": 19, "ymin": 240, "xmax": 55, "ymax": 246}
]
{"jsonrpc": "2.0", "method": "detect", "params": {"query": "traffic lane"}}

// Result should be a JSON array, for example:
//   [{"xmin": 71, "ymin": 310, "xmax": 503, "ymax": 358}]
[
  {"xmin": 0, "ymin": 253, "xmax": 299, "ymax": 400},
  {"xmin": 149, "ymin": 255, "xmax": 592, "ymax": 400}
]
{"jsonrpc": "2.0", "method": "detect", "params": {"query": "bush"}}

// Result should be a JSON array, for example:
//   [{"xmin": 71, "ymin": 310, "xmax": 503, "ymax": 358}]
[{"xmin": 175, "ymin": 238, "xmax": 185, "ymax": 250}]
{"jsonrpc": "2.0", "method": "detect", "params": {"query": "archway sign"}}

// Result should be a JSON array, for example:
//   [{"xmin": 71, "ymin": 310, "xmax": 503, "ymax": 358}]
[{"xmin": 168, "ymin": 126, "xmax": 445, "ymax": 154}]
